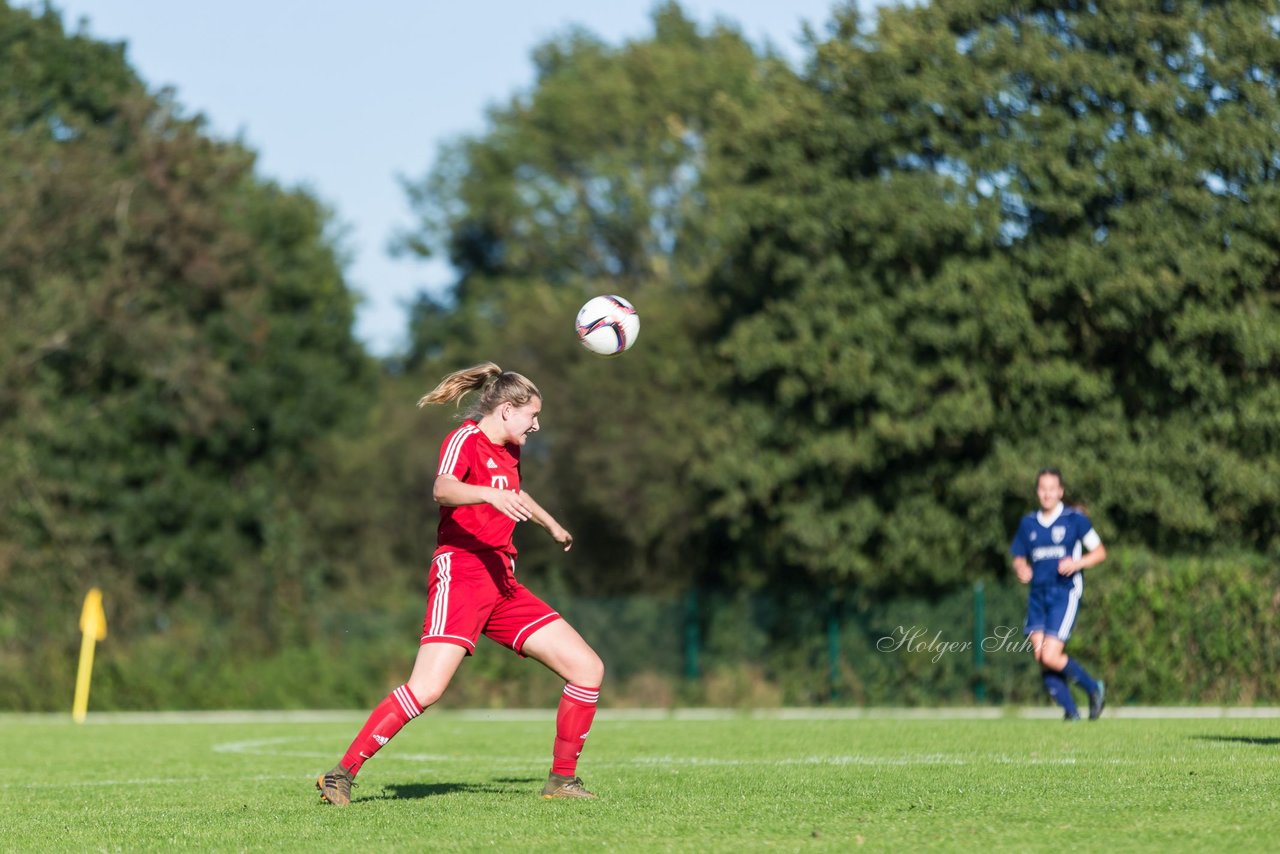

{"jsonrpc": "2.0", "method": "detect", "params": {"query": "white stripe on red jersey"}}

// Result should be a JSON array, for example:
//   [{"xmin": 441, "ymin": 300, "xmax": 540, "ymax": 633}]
[
  {"xmin": 434, "ymin": 421, "xmax": 522, "ymax": 554},
  {"xmin": 438, "ymin": 424, "xmax": 479, "ymax": 476}
]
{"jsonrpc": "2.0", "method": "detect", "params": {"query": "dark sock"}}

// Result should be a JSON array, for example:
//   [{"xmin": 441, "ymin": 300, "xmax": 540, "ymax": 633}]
[
  {"xmin": 1042, "ymin": 669, "xmax": 1079, "ymax": 717},
  {"xmin": 1062, "ymin": 658, "xmax": 1099, "ymax": 696}
]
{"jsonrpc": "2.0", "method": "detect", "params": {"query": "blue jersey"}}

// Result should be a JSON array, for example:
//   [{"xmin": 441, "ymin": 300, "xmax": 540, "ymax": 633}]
[{"xmin": 1010, "ymin": 505, "xmax": 1100, "ymax": 587}]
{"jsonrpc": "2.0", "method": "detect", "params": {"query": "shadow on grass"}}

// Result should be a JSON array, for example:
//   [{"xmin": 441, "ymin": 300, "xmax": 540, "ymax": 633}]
[
  {"xmin": 372, "ymin": 777, "xmax": 541, "ymax": 800},
  {"xmin": 372, "ymin": 782, "xmax": 495, "ymax": 801},
  {"xmin": 1193, "ymin": 735, "xmax": 1280, "ymax": 747}
]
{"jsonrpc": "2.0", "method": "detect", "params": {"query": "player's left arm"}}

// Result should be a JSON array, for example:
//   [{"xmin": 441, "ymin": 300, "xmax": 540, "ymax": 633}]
[
  {"xmin": 519, "ymin": 490, "xmax": 573, "ymax": 552},
  {"xmin": 1059, "ymin": 527, "xmax": 1107, "ymax": 575}
]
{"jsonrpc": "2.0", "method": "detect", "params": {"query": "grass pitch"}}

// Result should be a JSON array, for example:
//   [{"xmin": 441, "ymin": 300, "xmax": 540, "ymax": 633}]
[{"xmin": 4, "ymin": 709, "xmax": 1279, "ymax": 851}]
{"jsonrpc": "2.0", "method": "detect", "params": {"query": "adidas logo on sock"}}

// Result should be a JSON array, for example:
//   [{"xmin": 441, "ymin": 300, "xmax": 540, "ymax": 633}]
[{"xmin": 373, "ymin": 734, "xmax": 389, "ymax": 746}]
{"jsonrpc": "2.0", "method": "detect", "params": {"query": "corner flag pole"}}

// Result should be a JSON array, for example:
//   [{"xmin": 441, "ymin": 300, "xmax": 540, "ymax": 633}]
[{"xmin": 72, "ymin": 588, "xmax": 108, "ymax": 723}]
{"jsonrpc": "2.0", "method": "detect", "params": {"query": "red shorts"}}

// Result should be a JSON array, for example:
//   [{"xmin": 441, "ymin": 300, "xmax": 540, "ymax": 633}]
[{"xmin": 420, "ymin": 549, "xmax": 560, "ymax": 656}]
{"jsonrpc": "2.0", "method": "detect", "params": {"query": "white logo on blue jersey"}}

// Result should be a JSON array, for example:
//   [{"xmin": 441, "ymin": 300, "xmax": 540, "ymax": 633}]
[{"xmin": 1013, "ymin": 506, "xmax": 1097, "ymax": 585}]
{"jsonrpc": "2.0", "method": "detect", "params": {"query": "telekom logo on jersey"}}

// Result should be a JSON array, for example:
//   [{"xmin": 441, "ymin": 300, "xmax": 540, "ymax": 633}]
[{"xmin": 490, "ymin": 475, "xmax": 511, "ymax": 490}]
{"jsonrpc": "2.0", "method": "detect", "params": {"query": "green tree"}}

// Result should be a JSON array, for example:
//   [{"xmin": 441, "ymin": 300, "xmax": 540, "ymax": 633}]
[
  {"xmin": 703, "ymin": 0, "xmax": 1280, "ymax": 592},
  {"xmin": 0, "ymin": 3, "xmax": 374, "ymax": 707},
  {"xmin": 397, "ymin": 3, "xmax": 782, "ymax": 592}
]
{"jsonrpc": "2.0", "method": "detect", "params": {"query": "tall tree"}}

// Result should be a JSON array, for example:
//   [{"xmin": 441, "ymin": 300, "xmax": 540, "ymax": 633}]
[
  {"xmin": 704, "ymin": 0, "xmax": 1280, "ymax": 591},
  {"xmin": 398, "ymin": 3, "xmax": 784, "ymax": 592},
  {"xmin": 0, "ymin": 3, "xmax": 374, "ymax": 705}
]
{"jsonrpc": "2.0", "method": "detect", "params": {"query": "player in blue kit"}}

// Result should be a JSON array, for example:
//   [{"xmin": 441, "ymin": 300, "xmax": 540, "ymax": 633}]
[{"xmin": 1010, "ymin": 468, "xmax": 1108, "ymax": 721}]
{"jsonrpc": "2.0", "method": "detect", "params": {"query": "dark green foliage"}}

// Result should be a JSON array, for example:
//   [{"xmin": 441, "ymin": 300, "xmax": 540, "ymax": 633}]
[
  {"xmin": 1089, "ymin": 550, "xmax": 1280, "ymax": 704},
  {"xmin": 703, "ymin": 0, "xmax": 1280, "ymax": 591},
  {"xmin": 0, "ymin": 2, "xmax": 375, "ymax": 699},
  {"xmin": 396, "ymin": 3, "xmax": 773, "ymax": 593}
]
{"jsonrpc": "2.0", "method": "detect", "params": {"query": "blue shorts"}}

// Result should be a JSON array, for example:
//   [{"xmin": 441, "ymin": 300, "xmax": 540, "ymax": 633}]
[{"xmin": 1024, "ymin": 574, "xmax": 1085, "ymax": 641}]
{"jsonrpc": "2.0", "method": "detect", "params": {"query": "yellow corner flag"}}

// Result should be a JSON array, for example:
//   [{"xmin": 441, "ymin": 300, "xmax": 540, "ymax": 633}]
[{"xmin": 72, "ymin": 588, "xmax": 108, "ymax": 723}]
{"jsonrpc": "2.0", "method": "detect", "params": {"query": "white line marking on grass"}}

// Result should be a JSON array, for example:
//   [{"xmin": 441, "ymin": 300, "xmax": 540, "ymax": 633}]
[
  {"xmin": 213, "ymin": 736, "xmax": 300, "ymax": 753},
  {"xmin": 559, "ymin": 753, "xmax": 1136, "ymax": 769},
  {"xmin": 214, "ymin": 737, "xmax": 465, "ymax": 763},
  {"xmin": 213, "ymin": 736, "xmax": 331, "ymax": 757},
  {"xmin": 9, "ymin": 774, "xmax": 305, "ymax": 791},
  {"xmin": 210, "ymin": 737, "xmax": 1136, "ymax": 770}
]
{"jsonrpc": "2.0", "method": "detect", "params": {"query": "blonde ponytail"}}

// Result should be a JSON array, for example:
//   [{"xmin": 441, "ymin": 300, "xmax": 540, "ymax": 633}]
[
  {"xmin": 417, "ymin": 362, "xmax": 502, "ymax": 408},
  {"xmin": 418, "ymin": 362, "xmax": 541, "ymax": 421}
]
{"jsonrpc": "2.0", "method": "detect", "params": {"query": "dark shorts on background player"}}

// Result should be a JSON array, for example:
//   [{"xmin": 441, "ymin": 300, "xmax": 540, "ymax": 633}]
[{"xmin": 1023, "ymin": 575, "xmax": 1084, "ymax": 641}]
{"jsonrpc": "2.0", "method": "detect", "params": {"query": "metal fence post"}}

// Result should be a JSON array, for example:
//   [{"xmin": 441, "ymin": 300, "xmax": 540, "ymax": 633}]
[
  {"xmin": 827, "ymin": 591, "xmax": 841, "ymax": 702},
  {"xmin": 974, "ymin": 580, "xmax": 986, "ymax": 703},
  {"xmin": 684, "ymin": 587, "xmax": 700, "ymax": 680}
]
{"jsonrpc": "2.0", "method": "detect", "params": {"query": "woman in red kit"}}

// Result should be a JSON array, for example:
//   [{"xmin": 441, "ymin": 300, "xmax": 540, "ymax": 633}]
[{"xmin": 318, "ymin": 363, "xmax": 603, "ymax": 805}]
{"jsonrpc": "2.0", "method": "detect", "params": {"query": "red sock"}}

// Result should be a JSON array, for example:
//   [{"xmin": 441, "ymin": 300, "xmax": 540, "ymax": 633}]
[
  {"xmin": 551, "ymin": 683, "xmax": 599, "ymax": 776},
  {"xmin": 340, "ymin": 684, "xmax": 423, "ymax": 775}
]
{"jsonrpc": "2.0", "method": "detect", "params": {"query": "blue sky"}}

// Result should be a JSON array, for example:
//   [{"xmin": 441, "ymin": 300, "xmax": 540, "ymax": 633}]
[{"xmin": 47, "ymin": 1, "xmax": 879, "ymax": 355}]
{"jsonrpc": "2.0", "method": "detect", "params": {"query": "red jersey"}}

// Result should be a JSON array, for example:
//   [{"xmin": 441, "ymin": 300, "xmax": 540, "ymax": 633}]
[{"xmin": 435, "ymin": 420, "xmax": 522, "ymax": 556}]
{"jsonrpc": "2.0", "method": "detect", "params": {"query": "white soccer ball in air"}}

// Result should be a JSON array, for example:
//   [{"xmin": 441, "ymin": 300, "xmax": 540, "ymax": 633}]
[{"xmin": 575, "ymin": 294, "xmax": 640, "ymax": 356}]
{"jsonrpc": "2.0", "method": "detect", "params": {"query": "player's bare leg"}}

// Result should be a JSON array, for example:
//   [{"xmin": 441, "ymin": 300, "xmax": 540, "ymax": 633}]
[{"xmin": 404, "ymin": 642, "xmax": 469, "ymax": 708}]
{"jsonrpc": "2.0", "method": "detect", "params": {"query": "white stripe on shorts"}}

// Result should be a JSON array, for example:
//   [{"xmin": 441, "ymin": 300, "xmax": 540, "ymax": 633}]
[
  {"xmin": 511, "ymin": 611, "xmax": 559, "ymax": 651},
  {"xmin": 1056, "ymin": 573, "xmax": 1084, "ymax": 641},
  {"xmin": 418, "ymin": 632, "xmax": 476, "ymax": 649},
  {"xmin": 430, "ymin": 552, "xmax": 452, "ymax": 637}
]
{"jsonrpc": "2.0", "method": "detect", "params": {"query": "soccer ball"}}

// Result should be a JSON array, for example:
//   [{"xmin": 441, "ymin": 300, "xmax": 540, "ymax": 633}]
[{"xmin": 575, "ymin": 294, "xmax": 640, "ymax": 356}]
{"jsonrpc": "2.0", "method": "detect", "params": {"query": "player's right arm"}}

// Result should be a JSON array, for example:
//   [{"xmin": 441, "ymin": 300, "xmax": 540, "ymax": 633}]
[
  {"xmin": 1010, "ymin": 519, "xmax": 1032, "ymax": 584},
  {"xmin": 433, "ymin": 474, "xmax": 532, "ymax": 522}
]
